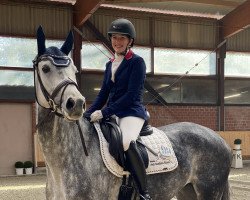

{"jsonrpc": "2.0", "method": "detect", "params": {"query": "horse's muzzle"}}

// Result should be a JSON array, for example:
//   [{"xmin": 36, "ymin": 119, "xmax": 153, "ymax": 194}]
[{"xmin": 66, "ymin": 97, "xmax": 85, "ymax": 119}]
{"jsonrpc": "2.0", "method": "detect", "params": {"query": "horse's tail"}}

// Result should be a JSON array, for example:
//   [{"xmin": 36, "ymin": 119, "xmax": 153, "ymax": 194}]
[{"xmin": 221, "ymin": 180, "xmax": 230, "ymax": 200}]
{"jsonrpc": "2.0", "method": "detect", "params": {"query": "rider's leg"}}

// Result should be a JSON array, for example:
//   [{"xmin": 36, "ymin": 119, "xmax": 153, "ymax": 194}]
[
  {"xmin": 125, "ymin": 141, "xmax": 152, "ymax": 200},
  {"xmin": 119, "ymin": 117, "xmax": 152, "ymax": 200}
]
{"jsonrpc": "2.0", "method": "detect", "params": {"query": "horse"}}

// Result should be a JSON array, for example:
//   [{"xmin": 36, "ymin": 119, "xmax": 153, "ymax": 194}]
[{"xmin": 34, "ymin": 26, "xmax": 232, "ymax": 200}]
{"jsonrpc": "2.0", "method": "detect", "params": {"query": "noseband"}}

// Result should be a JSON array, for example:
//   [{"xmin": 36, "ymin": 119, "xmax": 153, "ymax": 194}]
[{"xmin": 33, "ymin": 55, "xmax": 78, "ymax": 117}]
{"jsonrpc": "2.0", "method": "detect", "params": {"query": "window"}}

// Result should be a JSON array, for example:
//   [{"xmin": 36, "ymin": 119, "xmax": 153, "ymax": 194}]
[
  {"xmin": 224, "ymin": 52, "xmax": 250, "ymax": 104},
  {"xmin": 81, "ymin": 43, "xmax": 152, "ymax": 72},
  {"xmin": 154, "ymin": 48, "xmax": 216, "ymax": 75},
  {"xmin": 145, "ymin": 76, "xmax": 217, "ymax": 104},
  {"xmin": 225, "ymin": 52, "xmax": 250, "ymax": 77},
  {"xmin": 133, "ymin": 46, "xmax": 151, "ymax": 72},
  {"xmin": 0, "ymin": 70, "xmax": 33, "ymax": 86},
  {"xmin": 0, "ymin": 36, "xmax": 62, "ymax": 68},
  {"xmin": 81, "ymin": 42, "xmax": 113, "ymax": 70},
  {"xmin": 81, "ymin": 73, "xmax": 104, "ymax": 102},
  {"xmin": 0, "ymin": 70, "xmax": 34, "ymax": 100},
  {"xmin": 225, "ymin": 79, "xmax": 250, "ymax": 104}
]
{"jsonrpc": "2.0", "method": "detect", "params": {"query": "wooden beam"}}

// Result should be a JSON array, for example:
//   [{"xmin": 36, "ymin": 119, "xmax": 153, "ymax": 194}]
[
  {"xmin": 105, "ymin": 0, "xmax": 240, "ymax": 7},
  {"xmin": 220, "ymin": 0, "xmax": 250, "ymax": 39},
  {"xmin": 73, "ymin": 0, "xmax": 104, "ymax": 27},
  {"xmin": 217, "ymin": 21, "xmax": 226, "ymax": 131}
]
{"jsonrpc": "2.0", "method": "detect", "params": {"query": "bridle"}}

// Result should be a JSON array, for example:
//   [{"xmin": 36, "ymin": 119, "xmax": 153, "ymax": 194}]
[
  {"xmin": 33, "ymin": 54, "xmax": 79, "ymax": 117},
  {"xmin": 33, "ymin": 54, "xmax": 89, "ymax": 156}
]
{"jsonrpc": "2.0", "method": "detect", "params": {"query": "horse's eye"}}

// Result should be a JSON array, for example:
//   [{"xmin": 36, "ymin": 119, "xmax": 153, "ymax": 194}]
[{"xmin": 42, "ymin": 65, "xmax": 50, "ymax": 73}]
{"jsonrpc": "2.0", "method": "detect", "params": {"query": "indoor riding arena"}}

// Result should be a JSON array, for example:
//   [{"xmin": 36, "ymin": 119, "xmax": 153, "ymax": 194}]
[{"xmin": 1, "ymin": 0, "xmax": 250, "ymax": 200}]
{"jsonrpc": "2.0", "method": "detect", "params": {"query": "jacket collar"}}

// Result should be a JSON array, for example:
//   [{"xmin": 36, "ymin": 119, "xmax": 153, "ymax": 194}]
[{"xmin": 110, "ymin": 49, "xmax": 134, "ymax": 62}]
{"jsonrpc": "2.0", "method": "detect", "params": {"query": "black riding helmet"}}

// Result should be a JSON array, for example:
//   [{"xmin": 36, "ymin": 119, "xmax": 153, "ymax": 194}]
[{"xmin": 108, "ymin": 18, "xmax": 136, "ymax": 47}]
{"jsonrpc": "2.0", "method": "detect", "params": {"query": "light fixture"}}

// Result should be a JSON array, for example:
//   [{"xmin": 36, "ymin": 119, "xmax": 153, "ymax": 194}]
[
  {"xmin": 160, "ymin": 84, "xmax": 169, "ymax": 87},
  {"xmin": 224, "ymin": 93, "xmax": 241, "ymax": 99}
]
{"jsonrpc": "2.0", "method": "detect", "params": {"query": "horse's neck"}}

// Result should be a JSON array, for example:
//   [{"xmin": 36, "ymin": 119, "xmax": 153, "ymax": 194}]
[
  {"xmin": 37, "ymin": 108, "xmax": 100, "ymax": 178},
  {"xmin": 38, "ymin": 108, "xmax": 93, "ymax": 157}
]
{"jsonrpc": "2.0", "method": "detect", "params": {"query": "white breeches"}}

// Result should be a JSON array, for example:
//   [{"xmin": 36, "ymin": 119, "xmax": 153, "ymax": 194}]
[{"xmin": 117, "ymin": 116, "xmax": 145, "ymax": 151}]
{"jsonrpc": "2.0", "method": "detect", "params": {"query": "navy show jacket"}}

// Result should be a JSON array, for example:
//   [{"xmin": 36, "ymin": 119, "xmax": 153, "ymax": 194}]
[{"xmin": 86, "ymin": 50, "xmax": 149, "ymax": 120}]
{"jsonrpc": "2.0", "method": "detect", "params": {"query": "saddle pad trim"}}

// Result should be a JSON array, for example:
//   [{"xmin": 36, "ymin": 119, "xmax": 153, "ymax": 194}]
[{"xmin": 93, "ymin": 123, "xmax": 178, "ymax": 178}]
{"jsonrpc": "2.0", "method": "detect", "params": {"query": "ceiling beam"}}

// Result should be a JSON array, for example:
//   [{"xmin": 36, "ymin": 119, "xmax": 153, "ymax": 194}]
[
  {"xmin": 104, "ymin": 0, "xmax": 240, "ymax": 7},
  {"xmin": 73, "ymin": 0, "xmax": 104, "ymax": 27},
  {"xmin": 220, "ymin": 0, "xmax": 250, "ymax": 38}
]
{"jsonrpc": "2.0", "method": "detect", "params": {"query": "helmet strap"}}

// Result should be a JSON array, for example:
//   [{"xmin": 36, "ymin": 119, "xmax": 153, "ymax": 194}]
[
  {"xmin": 115, "ymin": 38, "xmax": 133, "ymax": 56},
  {"xmin": 117, "ymin": 41, "xmax": 132, "ymax": 56},
  {"xmin": 117, "ymin": 48, "xmax": 129, "ymax": 56}
]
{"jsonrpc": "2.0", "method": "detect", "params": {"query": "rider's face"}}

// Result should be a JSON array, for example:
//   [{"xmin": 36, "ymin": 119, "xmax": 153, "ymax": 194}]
[{"xmin": 111, "ymin": 34, "xmax": 132, "ymax": 54}]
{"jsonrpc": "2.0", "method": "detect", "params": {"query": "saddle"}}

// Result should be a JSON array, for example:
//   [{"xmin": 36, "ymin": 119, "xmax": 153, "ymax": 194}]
[
  {"xmin": 99, "ymin": 118, "xmax": 153, "ymax": 169},
  {"xmin": 94, "ymin": 121, "xmax": 178, "ymax": 178}
]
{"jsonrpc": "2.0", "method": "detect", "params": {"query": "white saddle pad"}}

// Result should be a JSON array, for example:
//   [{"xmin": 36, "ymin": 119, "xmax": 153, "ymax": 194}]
[{"xmin": 93, "ymin": 122, "xmax": 178, "ymax": 178}]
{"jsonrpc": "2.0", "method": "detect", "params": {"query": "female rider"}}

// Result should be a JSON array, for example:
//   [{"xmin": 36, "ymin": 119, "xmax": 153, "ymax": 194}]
[{"xmin": 85, "ymin": 18, "xmax": 152, "ymax": 200}]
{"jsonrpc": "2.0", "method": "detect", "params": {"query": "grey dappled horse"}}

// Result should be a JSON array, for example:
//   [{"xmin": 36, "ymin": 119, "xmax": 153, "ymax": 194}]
[{"xmin": 34, "ymin": 27, "xmax": 232, "ymax": 200}]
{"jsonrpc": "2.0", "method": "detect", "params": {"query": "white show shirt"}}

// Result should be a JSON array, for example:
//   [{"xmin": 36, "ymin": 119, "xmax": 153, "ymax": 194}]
[{"xmin": 111, "ymin": 53, "xmax": 124, "ymax": 82}]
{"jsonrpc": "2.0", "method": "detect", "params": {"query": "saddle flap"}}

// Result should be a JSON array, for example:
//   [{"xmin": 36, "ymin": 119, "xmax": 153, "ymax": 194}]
[
  {"xmin": 99, "ymin": 119, "xmax": 125, "ymax": 167},
  {"xmin": 136, "ymin": 138, "xmax": 149, "ymax": 168}
]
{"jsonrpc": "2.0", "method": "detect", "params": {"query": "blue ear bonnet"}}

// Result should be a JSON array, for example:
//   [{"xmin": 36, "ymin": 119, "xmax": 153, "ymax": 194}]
[
  {"xmin": 34, "ymin": 26, "xmax": 73, "ymax": 68},
  {"xmin": 39, "ymin": 46, "xmax": 71, "ymax": 67}
]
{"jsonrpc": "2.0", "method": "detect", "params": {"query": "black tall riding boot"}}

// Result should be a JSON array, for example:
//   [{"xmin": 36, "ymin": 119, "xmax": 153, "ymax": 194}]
[{"xmin": 125, "ymin": 141, "xmax": 152, "ymax": 200}]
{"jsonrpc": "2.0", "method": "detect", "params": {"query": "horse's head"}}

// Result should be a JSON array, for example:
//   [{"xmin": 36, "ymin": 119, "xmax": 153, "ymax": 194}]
[{"xmin": 33, "ymin": 26, "xmax": 85, "ymax": 121}]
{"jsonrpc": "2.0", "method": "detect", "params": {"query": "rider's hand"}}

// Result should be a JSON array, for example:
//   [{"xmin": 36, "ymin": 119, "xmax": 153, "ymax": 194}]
[{"xmin": 90, "ymin": 110, "xmax": 103, "ymax": 122}]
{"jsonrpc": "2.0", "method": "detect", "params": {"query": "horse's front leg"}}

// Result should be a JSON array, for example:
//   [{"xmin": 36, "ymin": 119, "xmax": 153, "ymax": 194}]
[{"xmin": 45, "ymin": 166, "xmax": 68, "ymax": 200}]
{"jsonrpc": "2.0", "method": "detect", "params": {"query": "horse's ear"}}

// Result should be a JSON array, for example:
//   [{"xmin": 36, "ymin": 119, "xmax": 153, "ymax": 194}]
[
  {"xmin": 60, "ymin": 31, "xmax": 74, "ymax": 55},
  {"xmin": 37, "ymin": 25, "xmax": 46, "ymax": 56}
]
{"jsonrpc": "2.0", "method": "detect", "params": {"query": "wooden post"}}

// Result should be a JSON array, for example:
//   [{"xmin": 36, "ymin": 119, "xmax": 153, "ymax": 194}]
[{"xmin": 217, "ymin": 22, "xmax": 226, "ymax": 131}]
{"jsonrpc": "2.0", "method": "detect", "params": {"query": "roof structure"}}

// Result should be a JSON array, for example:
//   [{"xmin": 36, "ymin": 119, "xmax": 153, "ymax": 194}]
[
  {"xmin": 28, "ymin": 0, "xmax": 247, "ymax": 18},
  {"xmin": 14, "ymin": 0, "xmax": 250, "ymax": 39}
]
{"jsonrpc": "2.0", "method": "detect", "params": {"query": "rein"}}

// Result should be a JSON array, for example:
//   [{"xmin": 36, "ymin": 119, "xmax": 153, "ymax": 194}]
[{"xmin": 33, "ymin": 55, "xmax": 89, "ymax": 156}]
